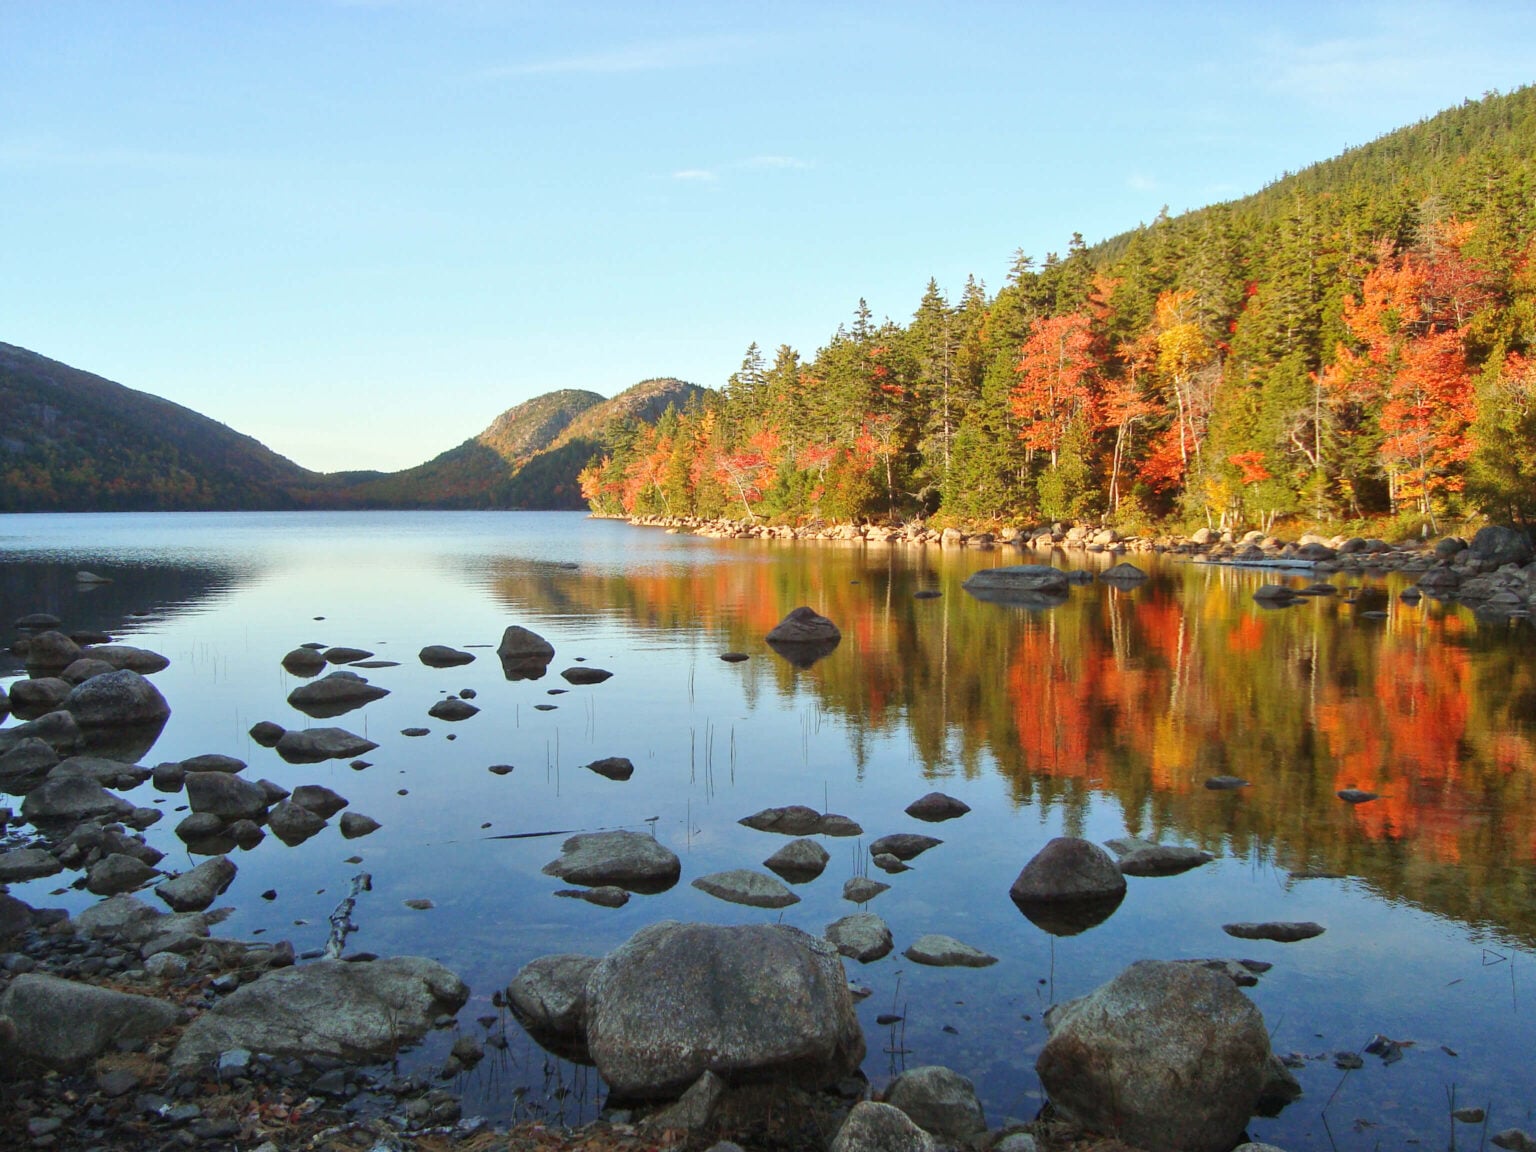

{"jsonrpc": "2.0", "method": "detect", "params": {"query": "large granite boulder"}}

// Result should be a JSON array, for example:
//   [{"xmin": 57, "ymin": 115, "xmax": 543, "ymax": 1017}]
[
  {"xmin": 1037, "ymin": 960, "xmax": 1273, "ymax": 1152},
  {"xmin": 1468, "ymin": 525, "xmax": 1533, "ymax": 568},
  {"xmin": 64, "ymin": 669, "xmax": 170, "ymax": 729},
  {"xmin": 20, "ymin": 631, "xmax": 81, "ymax": 673},
  {"xmin": 542, "ymin": 830, "xmax": 680, "ymax": 894},
  {"xmin": 585, "ymin": 921, "xmax": 864, "ymax": 1098},
  {"xmin": 0, "ymin": 973, "xmax": 180, "ymax": 1071},
  {"xmin": 170, "ymin": 956, "xmax": 468, "ymax": 1072}
]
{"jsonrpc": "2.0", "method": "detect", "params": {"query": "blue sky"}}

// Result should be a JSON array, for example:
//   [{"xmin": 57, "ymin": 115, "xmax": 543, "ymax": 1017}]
[{"xmin": 4, "ymin": 2, "xmax": 1534, "ymax": 473}]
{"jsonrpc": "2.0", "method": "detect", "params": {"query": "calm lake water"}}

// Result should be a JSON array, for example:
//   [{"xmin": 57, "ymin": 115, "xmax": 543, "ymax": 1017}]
[{"xmin": 3, "ymin": 511, "xmax": 1535, "ymax": 1146}]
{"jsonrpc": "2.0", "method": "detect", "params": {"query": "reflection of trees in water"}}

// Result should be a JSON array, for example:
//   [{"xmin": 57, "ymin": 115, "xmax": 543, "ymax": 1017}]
[
  {"xmin": 483, "ymin": 547, "xmax": 1536, "ymax": 947},
  {"xmin": 0, "ymin": 561, "xmax": 245, "ymax": 675}
]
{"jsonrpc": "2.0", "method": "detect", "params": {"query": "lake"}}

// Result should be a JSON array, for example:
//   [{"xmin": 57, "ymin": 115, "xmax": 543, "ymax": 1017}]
[{"xmin": 2, "ymin": 510, "xmax": 1534, "ymax": 1147}]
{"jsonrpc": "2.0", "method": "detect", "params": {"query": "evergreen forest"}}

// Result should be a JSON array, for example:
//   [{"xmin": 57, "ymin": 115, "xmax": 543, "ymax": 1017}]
[{"xmin": 579, "ymin": 87, "xmax": 1536, "ymax": 534}]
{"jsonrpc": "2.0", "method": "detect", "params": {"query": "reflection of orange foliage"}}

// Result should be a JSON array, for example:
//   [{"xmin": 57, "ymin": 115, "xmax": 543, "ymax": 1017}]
[{"xmin": 1226, "ymin": 611, "xmax": 1266, "ymax": 654}]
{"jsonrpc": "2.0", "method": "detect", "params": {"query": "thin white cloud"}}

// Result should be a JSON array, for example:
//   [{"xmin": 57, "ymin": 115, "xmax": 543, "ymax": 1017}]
[{"xmin": 672, "ymin": 169, "xmax": 717, "ymax": 182}]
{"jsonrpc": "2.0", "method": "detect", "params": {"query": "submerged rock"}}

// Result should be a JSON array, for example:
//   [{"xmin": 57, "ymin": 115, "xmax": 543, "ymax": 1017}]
[
  {"xmin": 903, "ymin": 934, "xmax": 997, "ymax": 968},
  {"xmin": 691, "ymin": 869, "xmax": 800, "ymax": 909},
  {"xmin": 825, "ymin": 912, "xmax": 893, "ymax": 963},
  {"xmin": 1117, "ymin": 843, "xmax": 1215, "ymax": 877}
]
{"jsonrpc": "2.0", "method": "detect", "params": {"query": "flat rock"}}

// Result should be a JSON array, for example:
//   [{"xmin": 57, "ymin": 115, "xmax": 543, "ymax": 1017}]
[
  {"xmin": 1206, "ymin": 775, "xmax": 1250, "ymax": 790},
  {"xmin": 825, "ymin": 912, "xmax": 893, "ymax": 963},
  {"xmin": 763, "ymin": 838, "xmax": 830, "ymax": 882},
  {"xmin": 323, "ymin": 646, "xmax": 374, "ymax": 664},
  {"xmin": 872, "ymin": 852, "xmax": 910, "ymax": 874},
  {"xmin": 561, "ymin": 666, "xmax": 613, "ymax": 685},
  {"xmin": 282, "ymin": 648, "xmax": 326, "ymax": 675},
  {"xmin": 904, "ymin": 792, "xmax": 970, "ymax": 822},
  {"xmin": 1100, "ymin": 562, "xmax": 1149, "ymax": 583},
  {"xmin": 419, "ymin": 645, "xmax": 476, "ymax": 667},
  {"xmin": 740, "ymin": 805, "xmax": 861, "ymax": 837},
  {"xmin": 78, "ymin": 645, "xmax": 170, "ymax": 674},
  {"xmin": 555, "ymin": 886, "xmax": 629, "ymax": 908},
  {"xmin": 1337, "ymin": 788, "xmax": 1379, "ymax": 804},
  {"xmin": 0, "ymin": 972, "xmax": 180, "ymax": 1071},
  {"xmin": 961, "ymin": 565, "xmax": 1070, "ymax": 604},
  {"xmin": 691, "ymin": 869, "xmax": 800, "ymax": 908},
  {"xmin": 542, "ymin": 830, "xmax": 681, "ymax": 893},
  {"xmin": 1117, "ymin": 844, "xmax": 1215, "ymax": 877},
  {"xmin": 868, "ymin": 833, "xmax": 942, "ymax": 861},
  {"xmin": 0, "ymin": 848, "xmax": 64, "ymax": 883},
  {"xmin": 274, "ymin": 727, "xmax": 378, "ymax": 763},
  {"xmin": 1223, "ymin": 921, "xmax": 1325, "ymax": 943},
  {"xmin": 21, "ymin": 775, "xmax": 134, "ymax": 825},
  {"xmin": 170, "ymin": 956, "xmax": 468, "ymax": 1072},
  {"xmin": 86, "ymin": 853, "xmax": 159, "ymax": 895},
  {"xmin": 842, "ymin": 877, "xmax": 890, "ymax": 904},
  {"xmin": 903, "ymin": 934, "xmax": 997, "ymax": 968}
]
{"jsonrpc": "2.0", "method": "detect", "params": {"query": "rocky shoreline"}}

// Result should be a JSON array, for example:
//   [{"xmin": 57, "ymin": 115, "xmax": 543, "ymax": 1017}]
[{"xmin": 621, "ymin": 515, "xmax": 1536, "ymax": 616}]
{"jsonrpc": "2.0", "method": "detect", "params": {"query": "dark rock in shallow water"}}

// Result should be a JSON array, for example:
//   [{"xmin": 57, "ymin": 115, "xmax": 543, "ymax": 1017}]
[
  {"xmin": 79, "ymin": 644, "xmax": 170, "ymax": 674},
  {"xmin": 585, "ymin": 756, "xmax": 634, "ymax": 781},
  {"xmin": 248, "ymin": 720, "xmax": 285, "ymax": 747},
  {"xmin": 156, "ymin": 856, "xmax": 237, "ymax": 912},
  {"xmin": 267, "ymin": 800, "xmax": 329, "ymax": 845},
  {"xmin": 1010, "ymin": 837, "xmax": 1127, "ymax": 936},
  {"xmin": 1116, "ymin": 844, "xmax": 1215, "ymax": 877},
  {"xmin": 739, "ymin": 804, "xmax": 862, "ymax": 837},
  {"xmin": 541, "ymin": 830, "xmax": 680, "ymax": 894},
  {"xmin": 903, "ymin": 934, "xmax": 997, "ymax": 968},
  {"xmin": 8, "ymin": 676, "xmax": 72, "ymax": 718},
  {"xmin": 763, "ymin": 838, "xmax": 830, "ymax": 882},
  {"xmin": 21, "ymin": 630, "xmax": 81, "ymax": 672},
  {"xmin": 287, "ymin": 671, "xmax": 389, "ymax": 718},
  {"xmin": 498, "ymin": 626, "xmax": 554, "ymax": 680},
  {"xmin": 1205, "ymin": 775, "xmax": 1250, "ymax": 790},
  {"xmin": 868, "ymin": 833, "xmax": 942, "ymax": 861},
  {"xmin": 766, "ymin": 607, "xmax": 842, "ymax": 666},
  {"xmin": 419, "ymin": 644, "xmax": 475, "ymax": 668},
  {"xmin": 323, "ymin": 646, "xmax": 374, "ymax": 664},
  {"xmin": 274, "ymin": 727, "xmax": 377, "ymax": 763},
  {"xmin": 185, "ymin": 771, "xmax": 270, "ymax": 821},
  {"xmin": 555, "ymin": 886, "xmax": 628, "ymax": 908},
  {"xmin": 561, "ymin": 666, "xmax": 613, "ymax": 685},
  {"xmin": 842, "ymin": 877, "xmax": 890, "ymax": 904},
  {"xmin": 291, "ymin": 784, "xmax": 348, "ymax": 818},
  {"xmin": 427, "ymin": 696, "xmax": 479, "ymax": 721},
  {"xmin": 22, "ymin": 775, "xmax": 134, "ymax": 825},
  {"xmin": 720, "ymin": 652, "xmax": 749, "ymax": 662},
  {"xmin": 281, "ymin": 647, "xmax": 326, "ymax": 676},
  {"xmin": 65, "ymin": 669, "xmax": 170, "ymax": 728},
  {"xmin": 1223, "ymin": 921, "xmax": 1325, "ymax": 943},
  {"xmin": 904, "ymin": 792, "xmax": 970, "ymax": 822},
  {"xmin": 962, "ymin": 565, "xmax": 1070, "ymax": 606},
  {"xmin": 1337, "ymin": 788, "xmax": 1379, "ymax": 804},
  {"xmin": 691, "ymin": 869, "xmax": 800, "ymax": 909},
  {"xmin": 339, "ymin": 812, "xmax": 381, "ymax": 839}
]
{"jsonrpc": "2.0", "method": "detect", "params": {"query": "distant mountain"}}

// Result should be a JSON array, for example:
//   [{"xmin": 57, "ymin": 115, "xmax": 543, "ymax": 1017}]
[
  {"xmin": 339, "ymin": 377, "xmax": 707, "ymax": 509},
  {"xmin": 0, "ymin": 343, "xmax": 703, "ymax": 512},
  {"xmin": 0, "ymin": 342, "xmax": 321, "ymax": 511}
]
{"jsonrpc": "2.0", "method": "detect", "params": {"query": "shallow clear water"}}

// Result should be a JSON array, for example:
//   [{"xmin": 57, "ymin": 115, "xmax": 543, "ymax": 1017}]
[{"xmin": 3, "ymin": 510, "xmax": 1535, "ymax": 1145}]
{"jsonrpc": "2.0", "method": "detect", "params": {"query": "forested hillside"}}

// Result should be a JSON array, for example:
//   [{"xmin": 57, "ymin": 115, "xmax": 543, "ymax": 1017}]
[
  {"xmin": 0, "ymin": 343, "xmax": 321, "ymax": 511},
  {"xmin": 580, "ymin": 86, "xmax": 1536, "ymax": 532}
]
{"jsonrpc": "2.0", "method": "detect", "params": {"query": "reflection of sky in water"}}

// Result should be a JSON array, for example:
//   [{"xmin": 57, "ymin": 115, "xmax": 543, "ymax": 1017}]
[{"xmin": 2, "ymin": 511, "xmax": 1534, "ymax": 1146}]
